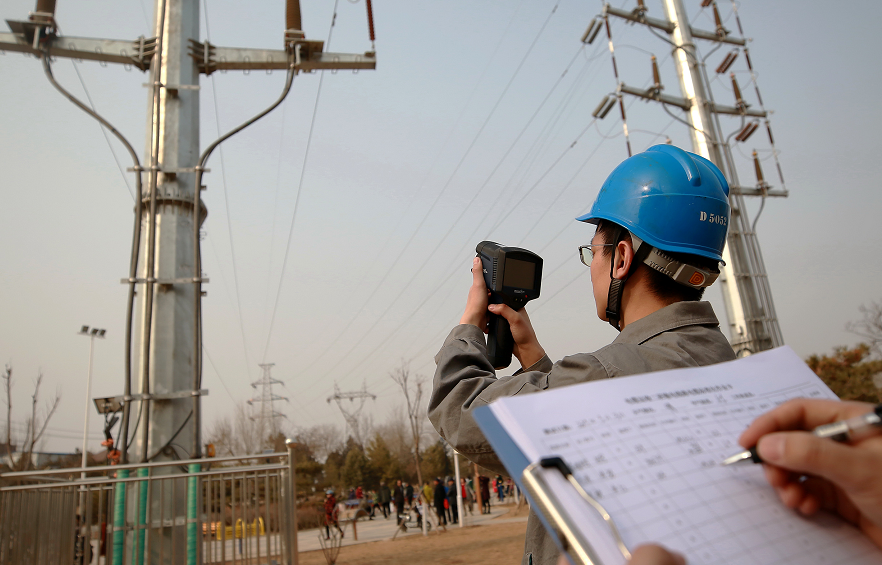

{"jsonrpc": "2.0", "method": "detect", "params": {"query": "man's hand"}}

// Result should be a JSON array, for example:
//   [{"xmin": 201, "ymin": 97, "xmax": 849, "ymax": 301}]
[
  {"xmin": 460, "ymin": 257, "xmax": 546, "ymax": 369},
  {"xmin": 739, "ymin": 398, "xmax": 882, "ymax": 549},
  {"xmin": 487, "ymin": 302, "xmax": 545, "ymax": 369}
]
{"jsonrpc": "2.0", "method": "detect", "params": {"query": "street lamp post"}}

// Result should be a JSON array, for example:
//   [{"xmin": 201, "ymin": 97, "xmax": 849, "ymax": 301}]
[{"xmin": 78, "ymin": 325, "xmax": 105, "ymax": 479}]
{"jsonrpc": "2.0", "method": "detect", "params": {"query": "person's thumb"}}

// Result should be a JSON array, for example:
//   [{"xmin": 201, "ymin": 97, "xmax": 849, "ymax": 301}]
[
  {"xmin": 757, "ymin": 431, "xmax": 876, "ymax": 491},
  {"xmin": 488, "ymin": 303, "xmax": 517, "ymax": 324},
  {"xmin": 629, "ymin": 544, "xmax": 686, "ymax": 565},
  {"xmin": 472, "ymin": 257, "xmax": 485, "ymax": 285}
]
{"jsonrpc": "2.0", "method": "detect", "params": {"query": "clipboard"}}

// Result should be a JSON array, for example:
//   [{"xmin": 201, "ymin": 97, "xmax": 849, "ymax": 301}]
[
  {"xmin": 472, "ymin": 347, "xmax": 882, "ymax": 565},
  {"xmin": 522, "ymin": 456, "xmax": 631, "ymax": 565},
  {"xmin": 474, "ymin": 407, "xmax": 631, "ymax": 565}
]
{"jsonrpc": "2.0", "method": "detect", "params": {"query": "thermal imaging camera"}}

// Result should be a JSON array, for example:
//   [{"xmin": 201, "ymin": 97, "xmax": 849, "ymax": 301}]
[{"xmin": 475, "ymin": 241, "xmax": 543, "ymax": 370}]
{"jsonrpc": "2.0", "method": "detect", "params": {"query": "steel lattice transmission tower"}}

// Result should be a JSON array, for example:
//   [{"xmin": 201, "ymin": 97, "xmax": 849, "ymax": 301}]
[
  {"xmin": 585, "ymin": 0, "xmax": 786, "ymax": 355},
  {"xmin": 248, "ymin": 363, "xmax": 289, "ymax": 440},
  {"xmin": 327, "ymin": 383, "xmax": 376, "ymax": 446}
]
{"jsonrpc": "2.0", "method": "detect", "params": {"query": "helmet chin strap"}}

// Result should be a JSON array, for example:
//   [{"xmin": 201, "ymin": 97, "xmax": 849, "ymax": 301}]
[{"xmin": 605, "ymin": 227, "xmax": 651, "ymax": 331}]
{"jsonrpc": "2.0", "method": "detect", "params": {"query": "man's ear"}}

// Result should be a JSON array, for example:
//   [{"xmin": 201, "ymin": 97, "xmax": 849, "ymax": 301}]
[{"xmin": 612, "ymin": 238, "xmax": 635, "ymax": 280}]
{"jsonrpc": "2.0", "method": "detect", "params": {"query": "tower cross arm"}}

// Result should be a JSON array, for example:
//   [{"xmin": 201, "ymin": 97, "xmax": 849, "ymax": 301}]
[
  {"xmin": 619, "ymin": 82, "xmax": 691, "ymax": 111},
  {"xmin": 602, "ymin": 4, "xmax": 746, "ymax": 46},
  {"xmin": 188, "ymin": 39, "xmax": 376, "ymax": 75},
  {"xmin": 709, "ymin": 102, "xmax": 766, "ymax": 118},
  {"xmin": 0, "ymin": 26, "xmax": 156, "ymax": 70},
  {"xmin": 618, "ymin": 83, "xmax": 767, "ymax": 118}
]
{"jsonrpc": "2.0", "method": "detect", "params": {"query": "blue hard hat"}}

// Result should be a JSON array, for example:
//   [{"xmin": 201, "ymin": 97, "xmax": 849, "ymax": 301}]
[{"xmin": 576, "ymin": 144, "xmax": 730, "ymax": 262}]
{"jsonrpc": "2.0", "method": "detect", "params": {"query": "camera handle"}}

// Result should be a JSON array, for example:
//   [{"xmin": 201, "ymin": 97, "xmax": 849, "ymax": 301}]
[{"xmin": 487, "ymin": 294, "xmax": 516, "ymax": 370}]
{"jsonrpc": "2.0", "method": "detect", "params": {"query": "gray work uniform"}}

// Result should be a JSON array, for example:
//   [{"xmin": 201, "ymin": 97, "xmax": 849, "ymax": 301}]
[{"xmin": 428, "ymin": 301, "xmax": 735, "ymax": 565}]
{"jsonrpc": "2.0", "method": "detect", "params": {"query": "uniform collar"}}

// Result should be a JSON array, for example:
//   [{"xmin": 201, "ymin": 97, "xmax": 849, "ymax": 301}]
[{"xmin": 613, "ymin": 301, "xmax": 721, "ymax": 345}]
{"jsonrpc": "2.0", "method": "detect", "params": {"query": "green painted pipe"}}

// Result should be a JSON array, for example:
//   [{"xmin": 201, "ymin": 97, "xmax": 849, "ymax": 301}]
[
  {"xmin": 136, "ymin": 467, "xmax": 148, "ymax": 565},
  {"xmin": 111, "ymin": 469, "xmax": 128, "ymax": 565},
  {"xmin": 187, "ymin": 464, "xmax": 200, "ymax": 565}
]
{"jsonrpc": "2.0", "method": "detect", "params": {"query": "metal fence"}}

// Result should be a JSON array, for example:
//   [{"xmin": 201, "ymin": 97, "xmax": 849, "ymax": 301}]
[{"xmin": 0, "ymin": 445, "xmax": 299, "ymax": 565}]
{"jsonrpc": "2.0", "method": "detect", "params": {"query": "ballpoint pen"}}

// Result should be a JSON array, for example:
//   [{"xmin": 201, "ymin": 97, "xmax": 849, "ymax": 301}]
[{"xmin": 721, "ymin": 403, "xmax": 882, "ymax": 466}]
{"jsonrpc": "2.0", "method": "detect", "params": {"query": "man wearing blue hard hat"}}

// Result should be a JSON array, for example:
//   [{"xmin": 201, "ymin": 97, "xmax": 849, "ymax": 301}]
[{"xmin": 428, "ymin": 145, "xmax": 736, "ymax": 565}]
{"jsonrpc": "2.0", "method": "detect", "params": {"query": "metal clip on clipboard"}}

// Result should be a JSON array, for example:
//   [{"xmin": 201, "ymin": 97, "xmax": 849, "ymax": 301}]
[{"xmin": 522, "ymin": 457, "xmax": 632, "ymax": 565}]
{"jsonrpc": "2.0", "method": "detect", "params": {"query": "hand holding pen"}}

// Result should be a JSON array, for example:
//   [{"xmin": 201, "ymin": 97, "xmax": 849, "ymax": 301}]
[{"xmin": 735, "ymin": 398, "xmax": 882, "ymax": 550}]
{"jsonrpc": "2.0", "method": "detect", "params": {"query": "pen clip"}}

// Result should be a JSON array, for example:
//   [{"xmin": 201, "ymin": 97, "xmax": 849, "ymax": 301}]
[{"xmin": 522, "ymin": 456, "xmax": 631, "ymax": 565}]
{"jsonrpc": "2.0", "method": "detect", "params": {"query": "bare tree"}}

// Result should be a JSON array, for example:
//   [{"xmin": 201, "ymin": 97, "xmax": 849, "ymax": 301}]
[
  {"xmin": 848, "ymin": 300, "xmax": 882, "ymax": 357},
  {"xmin": 390, "ymin": 362, "xmax": 425, "ymax": 487},
  {"xmin": 2, "ymin": 366, "xmax": 61, "ymax": 472},
  {"xmin": 294, "ymin": 423, "xmax": 343, "ymax": 463},
  {"xmin": 205, "ymin": 403, "xmax": 265, "ymax": 457}
]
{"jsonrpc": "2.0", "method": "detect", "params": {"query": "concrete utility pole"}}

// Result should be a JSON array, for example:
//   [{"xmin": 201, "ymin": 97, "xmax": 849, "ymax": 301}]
[
  {"xmin": 1, "ymin": 0, "xmax": 375, "ymax": 562},
  {"xmin": 588, "ymin": 0, "xmax": 785, "ymax": 355}
]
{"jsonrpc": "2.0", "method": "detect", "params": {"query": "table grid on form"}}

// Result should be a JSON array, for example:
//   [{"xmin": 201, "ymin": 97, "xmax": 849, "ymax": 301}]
[{"xmin": 533, "ymin": 381, "xmax": 877, "ymax": 565}]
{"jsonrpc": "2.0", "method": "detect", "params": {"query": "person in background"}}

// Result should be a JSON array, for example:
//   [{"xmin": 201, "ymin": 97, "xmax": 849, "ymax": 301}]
[
  {"xmin": 462, "ymin": 477, "xmax": 475, "ymax": 515},
  {"xmin": 433, "ymin": 477, "xmax": 448, "ymax": 527},
  {"xmin": 378, "ymin": 481, "xmax": 391, "ymax": 519},
  {"xmin": 447, "ymin": 478, "xmax": 459, "ymax": 524},
  {"xmin": 405, "ymin": 481, "xmax": 414, "ymax": 509},
  {"xmin": 479, "ymin": 475, "xmax": 491, "ymax": 514},
  {"xmin": 365, "ymin": 488, "xmax": 377, "ymax": 520},
  {"xmin": 393, "ymin": 479, "xmax": 406, "ymax": 525},
  {"xmin": 323, "ymin": 489, "xmax": 344, "ymax": 540},
  {"xmin": 422, "ymin": 481, "xmax": 434, "ymax": 508}
]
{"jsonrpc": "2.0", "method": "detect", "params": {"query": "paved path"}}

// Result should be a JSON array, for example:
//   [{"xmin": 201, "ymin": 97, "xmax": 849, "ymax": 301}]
[
  {"xmin": 199, "ymin": 501, "xmax": 530, "ymax": 561},
  {"xmin": 297, "ymin": 501, "xmax": 525, "ymax": 553}
]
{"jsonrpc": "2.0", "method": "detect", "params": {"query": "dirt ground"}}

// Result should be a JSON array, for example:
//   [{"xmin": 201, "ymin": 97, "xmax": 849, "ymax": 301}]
[{"xmin": 298, "ymin": 519, "xmax": 528, "ymax": 565}]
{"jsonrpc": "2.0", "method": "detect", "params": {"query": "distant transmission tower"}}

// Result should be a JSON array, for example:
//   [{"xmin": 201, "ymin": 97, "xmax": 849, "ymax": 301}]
[
  {"xmin": 327, "ymin": 383, "xmax": 376, "ymax": 445},
  {"xmin": 248, "ymin": 363, "xmax": 288, "ymax": 440}
]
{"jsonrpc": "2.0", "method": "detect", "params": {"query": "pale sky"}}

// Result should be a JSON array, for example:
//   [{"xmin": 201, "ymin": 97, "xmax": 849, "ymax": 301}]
[{"xmin": 1, "ymin": 0, "xmax": 880, "ymax": 454}]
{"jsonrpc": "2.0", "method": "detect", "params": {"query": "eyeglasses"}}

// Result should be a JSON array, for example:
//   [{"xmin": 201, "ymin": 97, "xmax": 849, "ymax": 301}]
[{"xmin": 578, "ymin": 243, "xmax": 614, "ymax": 266}]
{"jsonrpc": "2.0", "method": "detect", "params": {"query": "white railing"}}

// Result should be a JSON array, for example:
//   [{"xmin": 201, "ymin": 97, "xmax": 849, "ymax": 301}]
[{"xmin": 0, "ymin": 445, "xmax": 299, "ymax": 565}]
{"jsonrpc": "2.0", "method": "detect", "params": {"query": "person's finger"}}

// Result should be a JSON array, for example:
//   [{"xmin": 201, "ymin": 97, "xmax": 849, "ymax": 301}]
[
  {"xmin": 762, "ymin": 462, "xmax": 791, "ymax": 489},
  {"xmin": 629, "ymin": 544, "xmax": 686, "ymax": 565},
  {"xmin": 756, "ymin": 431, "xmax": 881, "ymax": 493},
  {"xmin": 471, "ymin": 257, "xmax": 485, "ymax": 287},
  {"xmin": 739, "ymin": 399, "xmax": 872, "ymax": 448}
]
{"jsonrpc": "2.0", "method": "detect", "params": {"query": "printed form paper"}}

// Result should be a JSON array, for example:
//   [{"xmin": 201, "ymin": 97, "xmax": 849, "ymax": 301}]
[{"xmin": 488, "ymin": 346, "xmax": 882, "ymax": 565}]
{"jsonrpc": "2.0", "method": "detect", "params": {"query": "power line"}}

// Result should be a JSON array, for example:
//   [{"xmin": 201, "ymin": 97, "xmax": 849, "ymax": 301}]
[
  {"xmin": 290, "ymin": 0, "xmax": 531, "ymax": 379},
  {"xmin": 69, "ymin": 61, "xmax": 136, "ymax": 201},
  {"xmin": 297, "ymin": 5, "xmax": 633, "ymax": 391},
  {"xmin": 203, "ymin": 344, "xmax": 236, "ymax": 403},
  {"xmin": 294, "ymin": 1, "xmax": 566, "ymax": 396},
  {"xmin": 319, "ymin": 21, "xmax": 675, "ymax": 400},
  {"xmin": 333, "ymin": 84, "xmax": 653, "ymax": 395},
  {"xmin": 261, "ymin": 0, "xmax": 342, "ymax": 364},
  {"xmin": 203, "ymin": 0, "xmax": 255, "ymax": 382}
]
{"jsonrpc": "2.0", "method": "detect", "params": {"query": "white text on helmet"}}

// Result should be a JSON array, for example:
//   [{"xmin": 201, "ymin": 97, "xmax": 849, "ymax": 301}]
[{"xmin": 699, "ymin": 211, "xmax": 727, "ymax": 226}]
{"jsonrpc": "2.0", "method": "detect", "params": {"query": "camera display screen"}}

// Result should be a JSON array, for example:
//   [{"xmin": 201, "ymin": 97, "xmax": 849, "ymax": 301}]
[{"xmin": 503, "ymin": 258, "xmax": 537, "ymax": 290}]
